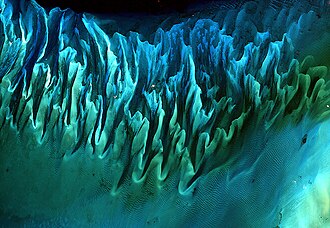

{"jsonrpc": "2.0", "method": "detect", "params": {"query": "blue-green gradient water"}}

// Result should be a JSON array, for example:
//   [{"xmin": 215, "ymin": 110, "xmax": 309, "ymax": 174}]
[{"xmin": 0, "ymin": 0, "xmax": 330, "ymax": 226}]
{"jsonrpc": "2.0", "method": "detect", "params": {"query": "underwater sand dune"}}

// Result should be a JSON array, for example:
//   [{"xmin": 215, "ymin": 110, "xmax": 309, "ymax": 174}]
[{"xmin": 0, "ymin": 0, "xmax": 329, "ymax": 226}]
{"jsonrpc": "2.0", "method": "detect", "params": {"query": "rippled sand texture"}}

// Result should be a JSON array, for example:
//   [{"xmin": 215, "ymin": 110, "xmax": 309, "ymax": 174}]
[{"xmin": 0, "ymin": 0, "xmax": 329, "ymax": 226}]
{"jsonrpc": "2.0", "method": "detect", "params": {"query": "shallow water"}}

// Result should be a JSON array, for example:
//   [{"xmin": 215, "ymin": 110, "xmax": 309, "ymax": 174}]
[{"xmin": 0, "ymin": 0, "xmax": 329, "ymax": 227}]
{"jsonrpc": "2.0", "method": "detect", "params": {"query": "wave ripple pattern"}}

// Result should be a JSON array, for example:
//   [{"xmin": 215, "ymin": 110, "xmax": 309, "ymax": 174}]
[{"xmin": 0, "ymin": 0, "xmax": 330, "ymax": 227}]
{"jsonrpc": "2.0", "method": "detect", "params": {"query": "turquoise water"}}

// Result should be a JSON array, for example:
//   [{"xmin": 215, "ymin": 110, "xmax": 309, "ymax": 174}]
[{"xmin": 0, "ymin": 0, "xmax": 329, "ymax": 226}]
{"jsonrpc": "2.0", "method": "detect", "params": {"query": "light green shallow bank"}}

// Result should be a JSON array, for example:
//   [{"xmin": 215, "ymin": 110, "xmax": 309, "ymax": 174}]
[
  {"xmin": 1, "ymin": 115, "xmax": 330, "ymax": 227},
  {"xmin": 0, "ymin": 0, "xmax": 330, "ymax": 227}
]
